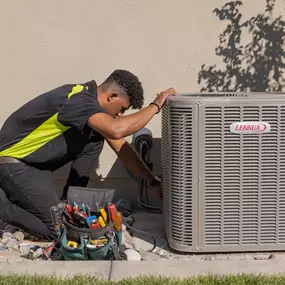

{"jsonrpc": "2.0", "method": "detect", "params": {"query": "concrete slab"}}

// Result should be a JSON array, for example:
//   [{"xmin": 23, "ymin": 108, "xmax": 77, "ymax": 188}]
[
  {"xmin": 110, "ymin": 260, "xmax": 285, "ymax": 281},
  {"xmin": 0, "ymin": 261, "xmax": 111, "ymax": 278},
  {"xmin": 125, "ymin": 211, "xmax": 285, "ymax": 262},
  {"xmin": 130, "ymin": 211, "xmax": 167, "ymax": 251}
]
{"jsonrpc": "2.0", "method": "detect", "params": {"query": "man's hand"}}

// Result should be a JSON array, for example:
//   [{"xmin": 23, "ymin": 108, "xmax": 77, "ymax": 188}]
[
  {"xmin": 106, "ymin": 138, "xmax": 155, "ymax": 183},
  {"xmin": 152, "ymin": 88, "xmax": 178, "ymax": 109},
  {"xmin": 88, "ymin": 88, "xmax": 178, "ymax": 140},
  {"xmin": 150, "ymin": 177, "xmax": 163, "ymax": 199},
  {"xmin": 106, "ymin": 138, "xmax": 164, "ymax": 199}
]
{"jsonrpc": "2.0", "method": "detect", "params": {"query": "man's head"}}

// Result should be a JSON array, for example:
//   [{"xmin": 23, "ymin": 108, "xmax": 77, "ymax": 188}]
[{"xmin": 97, "ymin": 69, "xmax": 144, "ymax": 117}]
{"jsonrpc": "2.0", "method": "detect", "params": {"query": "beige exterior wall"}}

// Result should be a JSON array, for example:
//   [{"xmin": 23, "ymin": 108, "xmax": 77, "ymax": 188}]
[{"xmin": 1, "ymin": 0, "xmax": 284, "ymax": 203}]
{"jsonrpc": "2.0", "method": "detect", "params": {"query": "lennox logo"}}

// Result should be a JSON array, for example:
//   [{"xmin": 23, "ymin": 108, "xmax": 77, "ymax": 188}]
[{"xmin": 230, "ymin": 122, "xmax": 271, "ymax": 134}]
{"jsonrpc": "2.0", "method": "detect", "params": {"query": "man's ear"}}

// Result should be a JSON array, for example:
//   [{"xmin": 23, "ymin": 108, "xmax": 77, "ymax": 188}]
[{"xmin": 107, "ymin": 92, "xmax": 119, "ymax": 102}]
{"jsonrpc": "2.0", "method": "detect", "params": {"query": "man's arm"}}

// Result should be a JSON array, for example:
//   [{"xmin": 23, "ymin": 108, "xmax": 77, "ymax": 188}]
[
  {"xmin": 106, "ymin": 137, "xmax": 155, "ymax": 184},
  {"xmin": 87, "ymin": 88, "xmax": 177, "ymax": 140}
]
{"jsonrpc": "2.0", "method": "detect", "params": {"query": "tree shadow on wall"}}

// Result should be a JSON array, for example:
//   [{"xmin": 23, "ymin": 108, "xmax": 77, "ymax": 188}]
[{"xmin": 198, "ymin": 0, "xmax": 285, "ymax": 92}]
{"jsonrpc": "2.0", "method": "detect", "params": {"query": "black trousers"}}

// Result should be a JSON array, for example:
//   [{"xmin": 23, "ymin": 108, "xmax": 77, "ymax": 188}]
[
  {"xmin": 0, "ymin": 140, "xmax": 104, "ymax": 241},
  {"xmin": 0, "ymin": 163, "xmax": 59, "ymax": 240}
]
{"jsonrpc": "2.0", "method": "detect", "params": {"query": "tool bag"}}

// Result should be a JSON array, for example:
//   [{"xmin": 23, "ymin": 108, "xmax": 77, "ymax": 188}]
[{"xmin": 56, "ymin": 186, "xmax": 123, "ymax": 261}]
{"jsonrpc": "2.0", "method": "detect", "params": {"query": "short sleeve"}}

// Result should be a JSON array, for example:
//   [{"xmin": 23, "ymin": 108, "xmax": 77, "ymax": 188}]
[{"xmin": 58, "ymin": 92, "xmax": 105, "ymax": 133}]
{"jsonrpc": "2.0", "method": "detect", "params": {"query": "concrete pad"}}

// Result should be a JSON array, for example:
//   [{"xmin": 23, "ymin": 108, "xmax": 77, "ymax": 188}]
[
  {"xmin": 130, "ymin": 211, "xmax": 167, "ymax": 251},
  {"xmin": 110, "ymin": 260, "xmax": 285, "ymax": 281},
  {"xmin": 0, "ymin": 261, "xmax": 111, "ymax": 279}
]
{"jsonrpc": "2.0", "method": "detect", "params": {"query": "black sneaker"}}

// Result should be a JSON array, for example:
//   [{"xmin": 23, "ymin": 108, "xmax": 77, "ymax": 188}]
[{"xmin": 0, "ymin": 218, "xmax": 19, "ymax": 237}]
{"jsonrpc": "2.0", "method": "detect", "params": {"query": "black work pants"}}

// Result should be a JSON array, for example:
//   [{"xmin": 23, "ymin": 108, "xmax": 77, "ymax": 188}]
[
  {"xmin": 0, "ymin": 140, "xmax": 104, "ymax": 240},
  {"xmin": 0, "ymin": 139, "xmax": 104, "ymax": 240},
  {"xmin": 0, "ymin": 163, "xmax": 59, "ymax": 240}
]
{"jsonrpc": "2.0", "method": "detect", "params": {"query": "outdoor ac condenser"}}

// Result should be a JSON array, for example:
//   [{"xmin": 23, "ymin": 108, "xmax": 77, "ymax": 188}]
[{"xmin": 162, "ymin": 93, "xmax": 285, "ymax": 253}]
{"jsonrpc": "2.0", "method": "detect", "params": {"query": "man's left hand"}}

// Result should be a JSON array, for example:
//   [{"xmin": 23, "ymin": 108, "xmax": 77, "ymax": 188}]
[{"xmin": 150, "ymin": 176, "xmax": 163, "ymax": 198}]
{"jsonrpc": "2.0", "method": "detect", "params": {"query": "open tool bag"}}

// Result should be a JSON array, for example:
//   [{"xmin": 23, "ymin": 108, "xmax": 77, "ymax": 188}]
[{"xmin": 52, "ymin": 187, "xmax": 124, "ymax": 261}]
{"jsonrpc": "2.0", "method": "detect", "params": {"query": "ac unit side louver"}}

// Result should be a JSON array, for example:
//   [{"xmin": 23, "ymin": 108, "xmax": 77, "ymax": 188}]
[{"xmin": 162, "ymin": 93, "xmax": 285, "ymax": 253}]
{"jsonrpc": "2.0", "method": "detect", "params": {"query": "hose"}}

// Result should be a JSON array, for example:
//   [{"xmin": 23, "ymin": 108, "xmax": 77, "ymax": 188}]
[
  {"xmin": 119, "ymin": 134, "xmax": 163, "ymax": 253},
  {"xmin": 137, "ymin": 141, "xmax": 162, "ymax": 214},
  {"xmin": 123, "ymin": 217, "xmax": 156, "ymax": 252}
]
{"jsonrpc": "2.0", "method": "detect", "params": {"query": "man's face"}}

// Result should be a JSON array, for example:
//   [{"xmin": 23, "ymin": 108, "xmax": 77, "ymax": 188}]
[{"xmin": 106, "ymin": 94, "xmax": 131, "ymax": 118}]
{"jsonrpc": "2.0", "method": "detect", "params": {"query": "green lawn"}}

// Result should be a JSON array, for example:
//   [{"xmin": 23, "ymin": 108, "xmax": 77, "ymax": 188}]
[{"xmin": 0, "ymin": 274, "xmax": 285, "ymax": 285}]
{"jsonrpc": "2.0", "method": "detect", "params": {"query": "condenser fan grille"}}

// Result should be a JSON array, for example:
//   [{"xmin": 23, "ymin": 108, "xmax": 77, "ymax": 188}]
[{"xmin": 202, "ymin": 105, "xmax": 285, "ymax": 247}]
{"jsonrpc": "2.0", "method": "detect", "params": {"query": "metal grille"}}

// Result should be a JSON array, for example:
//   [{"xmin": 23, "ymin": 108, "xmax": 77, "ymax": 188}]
[
  {"xmin": 204, "ymin": 105, "xmax": 285, "ymax": 247},
  {"xmin": 162, "ymin": 104, "xmax": 170, "ymax": 235},
  {"xmin": 162, "ymin": 105, "xmax": 193, "ymax": 246},
  {"xmin": 279, "ymin": 106, "xmax": 285, "ymax": 243},
  {"xmin": 204, "ymin": 106, "xmax": 223, "ymax": 246},
  {"xmin": 260, "ymin": 106, "xmax": 278, "ymax": 244}
]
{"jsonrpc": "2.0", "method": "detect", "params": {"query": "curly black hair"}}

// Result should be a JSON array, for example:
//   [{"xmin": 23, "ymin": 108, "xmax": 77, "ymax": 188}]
[{"xmin": 101, "ymin": 69, "xmax": 144, "ymax": 109}]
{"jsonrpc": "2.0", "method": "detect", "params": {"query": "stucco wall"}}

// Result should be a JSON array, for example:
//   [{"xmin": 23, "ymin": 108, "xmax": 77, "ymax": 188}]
[{"xmin": 1, "ymin": 0, "xmax": 284, "ymax": 204}]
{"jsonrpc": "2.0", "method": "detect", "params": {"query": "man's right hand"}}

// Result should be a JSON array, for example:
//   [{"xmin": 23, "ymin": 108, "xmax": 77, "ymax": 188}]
[{"xmin": 153, "ymin": 88, "xmax": 178, "ymax": 109}]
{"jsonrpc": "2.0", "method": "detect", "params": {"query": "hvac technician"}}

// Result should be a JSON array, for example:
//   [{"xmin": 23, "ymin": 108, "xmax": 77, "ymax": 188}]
[{"xmin": 0, "ymin": 69, "xmax": 177, "ymax": 240}]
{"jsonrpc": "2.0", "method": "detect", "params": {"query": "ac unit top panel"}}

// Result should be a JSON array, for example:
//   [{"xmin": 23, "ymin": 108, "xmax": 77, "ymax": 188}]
[{"xmin": 167, "ymin": 93, "xmax": 285, "ymax": 106}]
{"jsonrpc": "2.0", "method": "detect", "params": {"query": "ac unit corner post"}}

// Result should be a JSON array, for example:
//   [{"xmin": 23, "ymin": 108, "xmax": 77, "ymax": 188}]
[
  {"xmin": 161, "ymin": 95, "xmax": 200, "ymax": 252},
  {"xmin": 162, "ymin": 93, "xmax": 285, "ymax": 253}
]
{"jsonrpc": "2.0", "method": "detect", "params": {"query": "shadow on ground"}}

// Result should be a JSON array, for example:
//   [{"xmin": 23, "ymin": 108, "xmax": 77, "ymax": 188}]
[{"xmin": 90, "ymin": 138, "xmax": 163, "ymax": 206}]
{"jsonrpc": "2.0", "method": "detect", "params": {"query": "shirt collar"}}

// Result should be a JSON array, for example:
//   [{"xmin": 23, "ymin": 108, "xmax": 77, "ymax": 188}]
[{"xmin": 85, "ymin": 80, "xmax": 98, "ymax": 96}]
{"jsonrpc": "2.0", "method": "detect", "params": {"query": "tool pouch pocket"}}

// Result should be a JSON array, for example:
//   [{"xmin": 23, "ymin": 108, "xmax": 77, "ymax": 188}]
[
  {"xmin": 60, "ymin": 221, "xmax": 122, "ymax": 261},
  {"xmin": 87, "ymin": 230, "xmax": 122, "ymax": 260},
  {"xmin": 58, "ymin": 186, "xmax": 123, "ymax": 261},
  {"xmin": 86, "ymin": 238, "xmax": 112, "ymax": 260},
  {"xmin": 60, "ymin": 228, "xmax": 87, "ymax": 260}
]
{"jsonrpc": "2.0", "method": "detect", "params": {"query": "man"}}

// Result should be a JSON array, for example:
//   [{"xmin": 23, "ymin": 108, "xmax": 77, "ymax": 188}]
[{"xmin": 0, "ymin": 69, "xmax": 177, "ymax": 240}]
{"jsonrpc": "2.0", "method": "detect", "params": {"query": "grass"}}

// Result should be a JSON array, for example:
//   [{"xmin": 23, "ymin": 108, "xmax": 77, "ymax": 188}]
[{"xmin": 0, "ymin": 274, "xmax": 285, "ymax": 285}]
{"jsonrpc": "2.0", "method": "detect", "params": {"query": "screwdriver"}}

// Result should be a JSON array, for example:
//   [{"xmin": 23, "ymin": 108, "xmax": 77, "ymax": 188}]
[
  {"xmin": 50, "ymin": 206, "xmax": 61, "ymax": 232},
  {"xmin": 108, "ymin": 203, "xmax": 117, "ymax": 222},
  {"xmin": 95, "ymin": 203, "xmax": 100, "ymax": 215},
  {"xmin": 98, "ymin": 216, "xmax": 106, "ymax": 227},
  {"xmin": 82, "ymin": 203, "xmax": 86, "ymax": 213},
  {"xmin": 86, "ymin": 204, "xmax": 91, "ymax": 216},
  {"xmin": 66, "ymin": 204, "xmax": 75, "ymax": 222},
  {"xmin": 113, "ymin": 212, "xmax": 122, "ymax": 231},
  {"xmin": 73, "ymin": 204, "xmax": 79, "ymax": 212},
  {"xmin": 99, "ymin": 208, "xmax": 108, "ymax": 223}
]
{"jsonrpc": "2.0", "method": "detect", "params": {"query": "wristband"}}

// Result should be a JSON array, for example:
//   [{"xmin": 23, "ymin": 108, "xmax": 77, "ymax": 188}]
[{"xmin": 149, "ymin": 102, "xmax": 160, "ymax": 114}]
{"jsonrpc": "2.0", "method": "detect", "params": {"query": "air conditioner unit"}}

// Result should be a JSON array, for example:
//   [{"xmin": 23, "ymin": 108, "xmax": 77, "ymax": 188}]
[{"xmin": 162, "ymin": 93, "xmax": 285, "ymax": 253}]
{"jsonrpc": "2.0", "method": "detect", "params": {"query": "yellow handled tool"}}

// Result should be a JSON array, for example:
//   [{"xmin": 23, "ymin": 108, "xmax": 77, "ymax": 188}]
[
  {"xmin": 67, "ymin": 241, "xmax": 79, "ymax": 248},
  {"xmin": 98, "ymin": 216, "xmax": 106, "ymax": 227},
  {"xmin": 114, "ymin": 212, "xmax": 122, "ymax": 231},
  {"xmin": 99, "ymin": 208, "xmax": 108, "ymax": 223}
]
